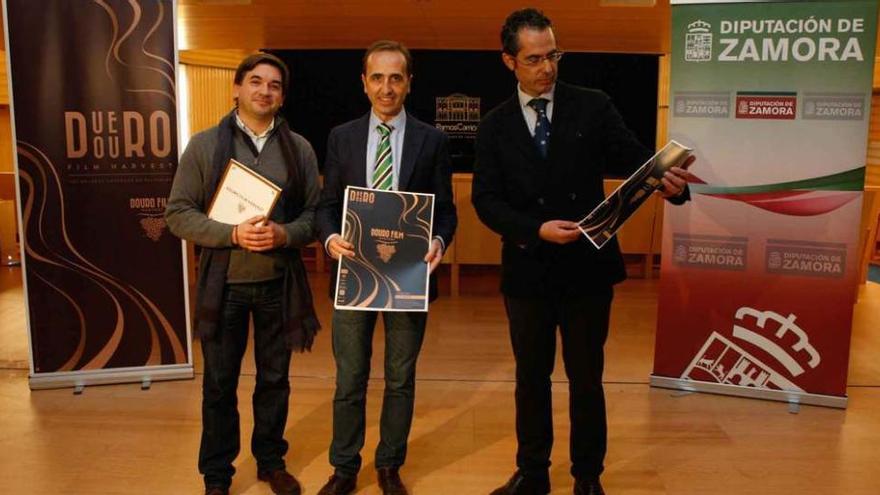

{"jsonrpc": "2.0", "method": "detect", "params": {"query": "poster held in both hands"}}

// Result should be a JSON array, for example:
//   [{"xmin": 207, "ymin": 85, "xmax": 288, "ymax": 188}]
[
  {"xmin": 579, "ymin": 140, "xmax": 693, "ymax": 249},
  {"xmin": 335, "ymin": 186, "xmax": 435, "ymax": 312}
]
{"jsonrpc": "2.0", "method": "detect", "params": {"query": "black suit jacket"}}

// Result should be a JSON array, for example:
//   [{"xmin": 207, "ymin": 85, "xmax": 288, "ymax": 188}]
[
  {"xmin": 473, "ymin": 81, "xmax": 684, "ymax": 297},
  {"xmin": 316, "ymin": 111, "xmax": 457, "ymax": 301}
]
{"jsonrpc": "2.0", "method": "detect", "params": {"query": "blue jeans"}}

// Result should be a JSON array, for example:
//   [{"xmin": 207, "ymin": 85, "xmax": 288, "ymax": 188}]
[
  {"xmin": 199, "ymin": 279, "xmax": 292, "ymax": 488},
  {"xmin": 329, "ymin": 309, "xmax": 427, "ymax": 478}
]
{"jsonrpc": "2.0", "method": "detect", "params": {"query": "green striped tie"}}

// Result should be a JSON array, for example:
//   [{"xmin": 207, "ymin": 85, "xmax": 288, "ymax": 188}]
[{"xmin": 372, "ymin": 123, "xmax": 394, "ymax": 190}]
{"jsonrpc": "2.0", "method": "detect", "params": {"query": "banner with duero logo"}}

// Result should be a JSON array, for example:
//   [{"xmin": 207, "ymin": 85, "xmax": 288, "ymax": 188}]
[
  {"xmin": 3, "ymin": 0, "xmax": 192, "ymax": 388},
  {"xmin": 652, "ymin": 0, "xmax": 877, "ymax": 408}
]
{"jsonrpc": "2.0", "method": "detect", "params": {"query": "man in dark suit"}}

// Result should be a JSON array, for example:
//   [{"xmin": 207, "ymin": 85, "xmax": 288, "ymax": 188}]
[
  {"xmin": 473, "ymin": 9, "xmax": 691, "ymax": 495},
  {"xmin": 315, "ymin": 40, "xmax": 457, "ymax": 495}
]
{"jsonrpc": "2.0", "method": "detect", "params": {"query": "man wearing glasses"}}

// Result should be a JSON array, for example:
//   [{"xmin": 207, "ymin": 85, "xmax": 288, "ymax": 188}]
[{"xmin": 472, "ymin": 8, "xmax": 690, "ymax": 495}]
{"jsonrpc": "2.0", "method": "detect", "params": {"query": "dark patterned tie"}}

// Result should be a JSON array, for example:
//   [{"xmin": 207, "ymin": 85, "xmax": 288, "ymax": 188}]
[
  {"xmin": 528, "ymin": 98, "xmax": 551, "ymax": 159},
  {"xmin": 372, "ymin": 123, "xmax": 394, "ymax": 190}
]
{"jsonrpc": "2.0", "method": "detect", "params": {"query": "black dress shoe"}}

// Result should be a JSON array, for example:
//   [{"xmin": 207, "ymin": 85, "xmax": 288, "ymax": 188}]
[
  {"xmin": 204, "ymin": 487, "xmax": 229, "ymax": 495},
  {"xmin": 258, "ymin": 469, "xmax": 302, "ymax": 495},
  {"xmin": 317, "ymin": 474, "xmax": 357, "ymax": 495},
  {"xmin": 377, "ymin": 467, "xmax": 409, "ymax": 495},
  {"xmin": 489, "ymin": 471, "xmax": 551, "ymax": 495},
  {"xmin": 574, "ymin": 477, "xmax": 605, "ymax": 495}
]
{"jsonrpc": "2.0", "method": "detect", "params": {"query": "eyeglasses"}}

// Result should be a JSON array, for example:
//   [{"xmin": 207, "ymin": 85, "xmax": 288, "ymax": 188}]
[{"xmin": 518, "ymin": 50, "xmax": 564, "ymax": 67}]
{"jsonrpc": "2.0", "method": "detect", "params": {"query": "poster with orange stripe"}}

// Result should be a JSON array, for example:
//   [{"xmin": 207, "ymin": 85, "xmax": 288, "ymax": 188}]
[
  {"xmin": 4, "ymin": 0, "xmax": 192, "ymax": 388},
  {"xmin": 652, "ymin": 0, "xmax": 877, "ymax": 407},
  {"xmin": 335, "ymin": 187, "xmax": 434, "ymax": 312}
]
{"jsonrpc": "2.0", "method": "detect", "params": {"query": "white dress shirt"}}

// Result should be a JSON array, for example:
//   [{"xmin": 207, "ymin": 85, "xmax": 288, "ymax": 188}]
[
  {"xmin": 234, "ymin": 111, "xmax": 275, "ymax": 152},
  {"xmin": 325, "ymin": 109, "xmax": 445, "ymax": 254}
]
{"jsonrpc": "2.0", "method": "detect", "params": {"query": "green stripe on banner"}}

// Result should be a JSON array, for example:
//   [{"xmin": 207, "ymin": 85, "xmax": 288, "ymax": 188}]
[{"xmin": 690, "ymin": 167, "xmax": 866, "ymax": 195}]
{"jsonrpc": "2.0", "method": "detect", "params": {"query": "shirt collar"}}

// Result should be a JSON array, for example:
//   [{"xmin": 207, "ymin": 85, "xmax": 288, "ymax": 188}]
[
  {"xmin": 369, "ymin": 108, "xmax": 407, "ymax": 132},
  {"xmin": 517, "ymin": 83, "xmax": 555, "ymax": 110},
  {"xmin": 234, "ymin": 111, "xmax": 275, "ymax": 140}
]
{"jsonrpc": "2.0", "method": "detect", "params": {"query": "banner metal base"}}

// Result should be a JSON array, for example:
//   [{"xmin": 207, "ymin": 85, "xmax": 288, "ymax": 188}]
[
  {"xmin": 650, "ymin": 375, "xmax": 847, "ymax": 409},
  {"xmin": 29, "ymin": 365, "xmax": 194, "ymax": 391}
]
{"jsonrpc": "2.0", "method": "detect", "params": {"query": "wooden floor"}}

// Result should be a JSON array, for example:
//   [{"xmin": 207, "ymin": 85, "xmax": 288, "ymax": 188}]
[{"xmin": 1, "ymin": 265, "xmax": 879, "ymax": 494}]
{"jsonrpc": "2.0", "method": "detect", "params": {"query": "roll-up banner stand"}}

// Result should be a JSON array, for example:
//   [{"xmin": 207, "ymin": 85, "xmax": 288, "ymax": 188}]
[
  {"xmin": 2, "ymin": 0, "xmax": 193, "ymax": 389},
  {"xmin": 653, "ymin": 0, "xmax": 877, "ymax": 408}
]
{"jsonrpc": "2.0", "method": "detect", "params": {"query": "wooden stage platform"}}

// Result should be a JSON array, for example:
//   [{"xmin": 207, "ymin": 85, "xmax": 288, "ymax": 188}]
[{"xmin": 1, "ymin": 266, "xmax": 879, "ymax": 494}]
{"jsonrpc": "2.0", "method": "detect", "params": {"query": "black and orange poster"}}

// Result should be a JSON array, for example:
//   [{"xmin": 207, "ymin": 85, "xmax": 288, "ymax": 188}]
[
  {"xmin": 335, "ymin": 187, "xmax": 434, "ymax": 311},
  {"xmin": 4, "ymin": 0, "xmax": 191, "ymax": 387}
]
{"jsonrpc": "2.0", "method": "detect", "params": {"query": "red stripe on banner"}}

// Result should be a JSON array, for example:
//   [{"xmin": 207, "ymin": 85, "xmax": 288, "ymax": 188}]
[
  {"xmin": 701, "ymin": 191, "xmax": 860, "ymax": 216},
  {"xmin": 736, "ymin": 191, "xmax": 861, "ymax": 216},
  {"xmin": 704, "ymin": 190, "xmax": 810, "ymax": 202}
]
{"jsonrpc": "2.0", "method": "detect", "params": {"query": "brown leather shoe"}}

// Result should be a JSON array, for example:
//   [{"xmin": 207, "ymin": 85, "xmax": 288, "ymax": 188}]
[
  {"xmin": 316, "ymin": 474, "xmax": 356, "ymax": 495},
  {"xmin": 204, "ymin": 487, "xmax": 229, "ymax": 495},
  {"xmin": 489, "ymin": 470, "xmax": 551, "ymax": 495},
  {"xmin": 257, "ymin": 469, "xmax": 302, "ymax": 495},
  {"xmin": 574, "ymin": 477, "xmax": 605, "ymax": 495},
  {"xmin": 377, "ymin": 467, "xmax": 409, "ymax": 495}
]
